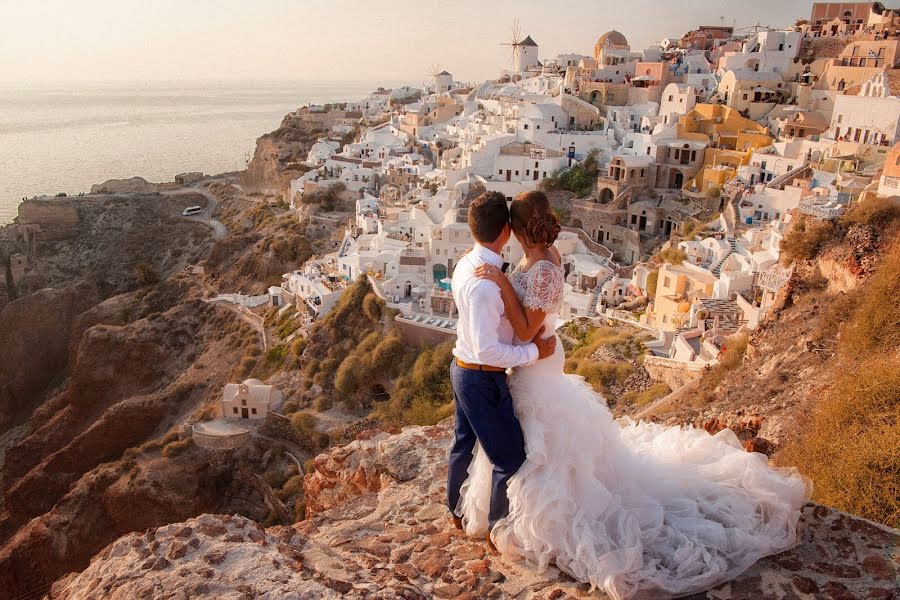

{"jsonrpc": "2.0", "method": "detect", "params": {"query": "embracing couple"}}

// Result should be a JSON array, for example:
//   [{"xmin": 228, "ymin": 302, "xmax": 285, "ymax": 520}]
[{"xmin": 446, "ymin": 191, "xmax": 810, "ymax": 600}]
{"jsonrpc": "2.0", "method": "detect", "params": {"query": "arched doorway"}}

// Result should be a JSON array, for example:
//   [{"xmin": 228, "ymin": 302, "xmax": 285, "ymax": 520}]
[
  {"xmin": 599, "ymin": 188, "xmax": 614, "ymax": 203},
  {"xmin": 673, "ymin": 172, "xmax": 684, "ymax": 189},
  {"xmin": 571, "ymin": 218, "xmax": 584, "ymax": 230},
  {"xmin": 403, "ymin": 281, "xmax": 412, "ymax": 298}
]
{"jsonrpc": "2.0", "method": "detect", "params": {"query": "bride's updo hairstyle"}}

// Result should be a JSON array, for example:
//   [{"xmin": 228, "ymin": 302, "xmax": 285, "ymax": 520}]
[{"xmin": 510, "ymin": 191, "xmax": 561, "ymax": 248}]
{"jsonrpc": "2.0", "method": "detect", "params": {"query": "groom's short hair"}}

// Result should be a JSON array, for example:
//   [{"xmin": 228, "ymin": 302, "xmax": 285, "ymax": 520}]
[{"xmin": 468, "ymin": 192, "xmax": 509, "ymax": 243}]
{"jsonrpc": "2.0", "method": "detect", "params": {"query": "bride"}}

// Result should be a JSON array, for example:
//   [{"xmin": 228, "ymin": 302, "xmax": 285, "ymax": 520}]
[{"xmin": 456, "ymin": 191, "xmax": 810, "ymax": 600}]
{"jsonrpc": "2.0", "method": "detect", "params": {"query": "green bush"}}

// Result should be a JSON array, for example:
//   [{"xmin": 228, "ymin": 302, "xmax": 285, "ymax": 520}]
[
  {"xmin": 334, "ymin": 355, "xmax": 364, "ymax": 395},
  {"xmin": 265, "ymin": 345, "xmax": 288, "ymax": 368},
  {"xmin": 376, "ymin": 339, "xmax": 455, "ymax": 427}
]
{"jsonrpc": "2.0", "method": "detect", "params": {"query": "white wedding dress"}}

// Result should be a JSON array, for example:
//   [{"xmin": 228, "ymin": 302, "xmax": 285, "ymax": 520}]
[{"xmin": 457, "ymin": 260, "xmax": 810, "ymax": 600}]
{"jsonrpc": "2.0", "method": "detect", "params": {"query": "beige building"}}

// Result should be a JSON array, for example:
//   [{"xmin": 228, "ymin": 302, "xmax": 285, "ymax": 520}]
[{"xmin": 649, "ymin": 262, "xmax": 718, "ymax": 331}]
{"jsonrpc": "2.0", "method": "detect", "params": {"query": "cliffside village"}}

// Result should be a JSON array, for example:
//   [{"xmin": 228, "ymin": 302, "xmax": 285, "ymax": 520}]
[{"xmin": 249, "ymin": 2, "xmax": 900, "ymax": 375}]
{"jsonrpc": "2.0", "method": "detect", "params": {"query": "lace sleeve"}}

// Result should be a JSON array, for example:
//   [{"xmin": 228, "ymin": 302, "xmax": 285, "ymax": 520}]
[{"xmin": 523, "ymin": 261, "xmax": 564, "ymax": 313}]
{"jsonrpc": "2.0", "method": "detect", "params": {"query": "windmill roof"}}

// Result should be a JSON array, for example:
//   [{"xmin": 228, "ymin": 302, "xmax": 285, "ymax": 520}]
[
  {"xmin": 437, "ymin": 71, "xmax": 452, "ymax": 76},
  {"xmin": 520, "ymin": 35, "xmax": 538, "ymax": 47}
]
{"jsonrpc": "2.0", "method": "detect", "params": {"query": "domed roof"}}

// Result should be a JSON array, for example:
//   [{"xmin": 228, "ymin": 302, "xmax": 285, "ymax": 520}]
[{"xmin": 597, "ymin": 30, "xmax": 628, "ymax": 48}]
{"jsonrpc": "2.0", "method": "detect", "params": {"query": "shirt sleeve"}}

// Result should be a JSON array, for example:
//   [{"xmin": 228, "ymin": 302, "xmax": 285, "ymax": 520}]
[{"xmin": 467, "ymin": 280, "xmax": 539, "ymax": 369}]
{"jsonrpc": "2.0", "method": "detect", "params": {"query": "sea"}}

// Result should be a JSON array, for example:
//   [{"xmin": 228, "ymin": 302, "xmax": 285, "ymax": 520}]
[{"xmin": 0, "ymin": 80, "xmax": 402, "ymax": 224}]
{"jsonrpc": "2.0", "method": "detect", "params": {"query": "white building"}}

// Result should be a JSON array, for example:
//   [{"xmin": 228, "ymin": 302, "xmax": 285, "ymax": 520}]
[
  {"xmin": 221, "ymin": 379, "xmax": 283, "ymax": 421},
  {"xmin": 827, "ymin": 74, "xmax": 900, "ymax": 146}
]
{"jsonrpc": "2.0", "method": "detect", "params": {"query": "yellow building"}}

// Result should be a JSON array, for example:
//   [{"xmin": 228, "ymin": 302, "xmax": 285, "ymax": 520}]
[
  {"xmin": 676, "ymin": 104, "xmax": 773, "ymax": 196},
  {"xmin": 650, "ymin": 262, "xmax": 718, "ymax": 330}
]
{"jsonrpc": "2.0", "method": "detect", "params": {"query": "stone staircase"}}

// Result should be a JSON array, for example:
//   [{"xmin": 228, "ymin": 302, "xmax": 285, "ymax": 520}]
[
  {"xmin": 710, "ymin": 238, "xmax": 739, "ymax": 277},
  {"xmin": 589, "ymin": 270, "xmax": 616, "ymax": 316},
  {"xmin": 337, "ymin": 231, "xmax": 353, "ymax": 258}
]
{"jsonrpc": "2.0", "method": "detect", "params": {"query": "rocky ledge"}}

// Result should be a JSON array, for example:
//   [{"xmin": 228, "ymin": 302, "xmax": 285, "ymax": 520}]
[{"xmin": 51, "ymin": 420, "xmax": 899, "ymax": 599}]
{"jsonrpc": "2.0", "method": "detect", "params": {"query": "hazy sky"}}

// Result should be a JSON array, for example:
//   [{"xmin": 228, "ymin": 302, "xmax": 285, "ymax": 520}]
[{"xmin": 1, "ymin": 0, "xmax": 813, "ymax": 84}]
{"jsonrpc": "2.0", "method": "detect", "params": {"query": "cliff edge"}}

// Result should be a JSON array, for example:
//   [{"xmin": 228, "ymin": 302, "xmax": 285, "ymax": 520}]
[{"xmin": 50, "ymin": 420, "xmax": 899, "ymax": 600}]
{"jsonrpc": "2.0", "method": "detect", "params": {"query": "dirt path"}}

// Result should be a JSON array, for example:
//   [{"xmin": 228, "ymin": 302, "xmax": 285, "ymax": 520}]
[{"xmin": 162, "ymin": 187, "xmax": 227, "ymax": 239}]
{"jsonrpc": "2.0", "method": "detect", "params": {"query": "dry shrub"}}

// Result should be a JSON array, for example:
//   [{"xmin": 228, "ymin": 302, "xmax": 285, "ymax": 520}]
[
  {"xmin": 291, "ymin": 411, "xmax": 329, "ymax": 451},
  {"xmin": 646, "ymin": 269, "xmax": 659, "ymax": 297},
  {"xmin": 841, "ymin": 195, "xmax": 900, "ymax": 236},
  {"xmin": 577, "ymin": 361, "xmax": 633, "ymax": 393},
  {"xmin": 840, "ymin": 243, "xmax": 900, "ymax": 357},
  {"xmin": 162, "ymin": 438, "xmax": 193, "ymax": 458},
  {"xmin": 778, "ymin": 244, "xmax": 900, "ymax": 527},
  {"xmin": 656, "ymin": 247, "xmax": 687, "ymax": 265},
  {"xmin": 778, "ymin": 356, "xmax": 899, "ymax": 527},
  {"xmin": 622, "ymin": 383, "xmax": 671, "ymax": 406},
  {"xmin": 779, "ymin": 218, "xmax": 837, "ymax": 263},
  {"xmin": 692, "ymin": 331, "xmax": 749, "ymax": 405}
]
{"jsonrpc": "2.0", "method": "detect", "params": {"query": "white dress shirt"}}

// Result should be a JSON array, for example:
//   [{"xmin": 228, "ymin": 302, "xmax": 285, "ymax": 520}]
[{"xmin": 451, "ymin": 244, "xmax": 538, "ymax": 369}]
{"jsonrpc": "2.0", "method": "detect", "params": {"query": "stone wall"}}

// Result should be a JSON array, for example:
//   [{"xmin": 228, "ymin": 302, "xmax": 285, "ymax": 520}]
[
  {"xmin": 191, "ymin": 427, "xmax": 249, "ymax": 451},
  {"xmin": 259, "ymin": 412, "xmax": 307, "ymax": 449},
  {"xmin": 643, "ymin": 354, "xmax": 707, "ymax": 389}
]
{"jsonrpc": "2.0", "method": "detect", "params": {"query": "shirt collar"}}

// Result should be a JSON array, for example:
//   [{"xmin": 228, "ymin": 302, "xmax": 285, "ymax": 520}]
[{"xmin": 472, "ymin": 243, "xmax": 504, "ymax": 268}]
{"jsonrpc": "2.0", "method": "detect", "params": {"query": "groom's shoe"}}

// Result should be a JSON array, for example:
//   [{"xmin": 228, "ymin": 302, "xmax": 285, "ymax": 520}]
[
  {"xmin": 485, "ymin": 532, "xmax": 499, "ymax": 555},
  {"xmin": 450, "ymin": 515, "xmax": 464, "ymax": 530}
]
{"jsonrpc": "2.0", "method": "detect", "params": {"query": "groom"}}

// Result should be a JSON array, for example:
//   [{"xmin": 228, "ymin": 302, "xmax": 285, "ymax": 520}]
[{"xmin": 446, "ymin": 191, "xmax": 556, "ymax": 548}]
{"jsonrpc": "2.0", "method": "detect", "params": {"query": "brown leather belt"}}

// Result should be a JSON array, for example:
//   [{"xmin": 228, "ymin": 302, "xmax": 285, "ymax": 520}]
[{"xmin": 455, "ymin": 359, "xmax": 506, "ymax": 373}]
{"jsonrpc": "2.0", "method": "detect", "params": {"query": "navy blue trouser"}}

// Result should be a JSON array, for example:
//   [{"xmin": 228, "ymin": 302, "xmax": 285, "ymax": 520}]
[{"xmin": 447, "ymin": 361, "xmax": 526, "ymax": 528}]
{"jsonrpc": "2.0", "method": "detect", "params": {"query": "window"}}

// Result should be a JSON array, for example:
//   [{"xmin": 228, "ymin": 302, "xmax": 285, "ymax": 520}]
[
  {"xmin": 778, "ymin": 43, "xmax": 784, "ymax": 51},
  {"xmin": 241, "ymin": 399, "xmax": 247, "ymax": 406},
  {"xmin": 663, "ymin": 276, "xmax": 671, "ymax": 288},
  {"xmin": 668, "ymin": 95, "xmax": 674, "ymax": 101},
  {"xmin": 523, "ymin": 124, "xmax": 529, "ymax": 130},
  {"xmin": 534, "ymin": 161, "xmax": 539, "ymax": 168},
  {"xmin": 233, "ymin": 407, "xmax": 238, "ymax": 414},
  {"xmin": 251, "ymin": 408, "xmax": 257, "ymax": 414},
  {"xmin": 526, "ymin": 170, "xmax": 531, "ymax": 176}
]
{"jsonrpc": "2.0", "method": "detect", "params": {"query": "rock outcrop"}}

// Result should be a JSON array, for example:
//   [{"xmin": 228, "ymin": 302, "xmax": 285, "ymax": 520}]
[
  {"xmin": 241, "ymin": 115, "xmax": 325, "ymax": 196},
  {"xmin": 90, "ymin": 176, "xmax": 160, "ymax": 195},
  {"xmin": 0, "ymin": 282, "xmax": 101, "ymax": 432},
  {"xmin": 50, "ymin": 420, "xmax": 899, "ymax": 599}
]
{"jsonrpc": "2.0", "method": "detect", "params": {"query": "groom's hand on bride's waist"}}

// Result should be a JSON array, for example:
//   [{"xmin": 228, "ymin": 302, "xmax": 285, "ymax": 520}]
[{"xmin": 532, "ymin": 326, "xmax": 556, "ymax": 360}]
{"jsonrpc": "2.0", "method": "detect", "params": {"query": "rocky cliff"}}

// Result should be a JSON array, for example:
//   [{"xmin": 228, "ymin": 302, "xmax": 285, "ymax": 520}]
[
  {"xmin": 240, "ymin": 114, "xmax": 326, "ymax": 196},
  {"xmin": 0, "ymin": 188, "xmax": 308, "ymax": 599},
  {"xmin": 49, "ymin": 420, "xmax": 899, "ymax": 600}
]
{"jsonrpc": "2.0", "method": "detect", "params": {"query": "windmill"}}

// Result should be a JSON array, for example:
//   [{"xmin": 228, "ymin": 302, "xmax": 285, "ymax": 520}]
[
  {"xmin": 428, "ymin": 64, "xmax": 452, "ymax": 93},
  {"xmin": 499, "ymin": 18, "xmax": 526, "ymax": 74}
]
